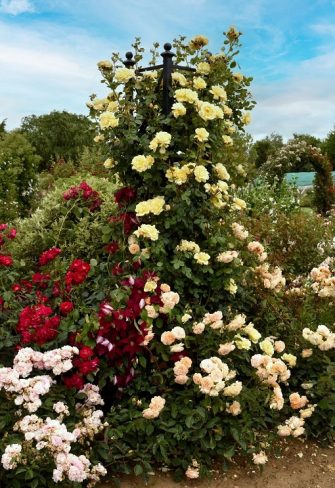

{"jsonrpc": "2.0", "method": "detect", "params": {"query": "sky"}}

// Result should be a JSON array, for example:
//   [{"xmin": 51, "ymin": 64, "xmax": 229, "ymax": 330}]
[{"xmin": 0, "ymin": 0, "xmax": 335, "ymax": 140}]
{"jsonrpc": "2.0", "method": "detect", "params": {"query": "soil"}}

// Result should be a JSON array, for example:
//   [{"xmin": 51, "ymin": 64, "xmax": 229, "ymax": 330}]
[{"xmin": 101, "ymin": 440, "xmax": 335, "ymax": 488}]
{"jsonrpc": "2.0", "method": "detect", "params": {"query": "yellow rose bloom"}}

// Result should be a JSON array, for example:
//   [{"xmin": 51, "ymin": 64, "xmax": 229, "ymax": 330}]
[
  {"xmin": 149, "ymin": 131, "xmax": 171, "ymax": 153},
  {"xmin": 175, "ymin": 88, "xmax": 198, "ymax": 104},
  {"xmin": 97, "ymin": 60, "xmax": 112, "ymax": 69},
  {"xmin": 241, "ymin": 112, "xmax": 251, "ymax": 125},
  {"xmin": 189, "ymin": 35, "xmax": 209, "ymax": 50},
  {"xmin": 233, "ymin": 72, "xmax": 244, "ymax": 82},
  {"xmin": 92, "ymin": 97, "xmax": 109, "ymax": 111},
  {"xmin": 196, "ymin": 62, "xmax": 211, "ymax": 75},
  {"xmin": 226, "ymin": 278, "xmax": 238, "ymax": 295},
  {"xmin": 194, "ymin": 252, "xmax": 210, "ymax": 265},
  {"xmin": 144, "ymin": 280, "xmax": 158, "ymax": 292},
  {"xmin": 260, "ymin": 338, "xmax": 274, "ymax": 356},
  {"xmin": 235, "ymin": 334, "xmax": 251, "ymax": 350},
  {"xmin": 222, "ymin": 135, "xmax": 233, "ymax": 145},
  {"xmin": 172, "ymin": 72, "xmax": 188, "ymax": 86},
  {"xmin": 171, "ymin": 102, "xmax": 187, "ymax": 118},
  {"xmin": 214, "ymin": 163, "xmax": 230, "ymax": 180},
  {"xmin": 176, "ymin": 240, "xmax": 200, "ymax": 253},
  {"xmin": 194, "ymin": 165, "xmax": 209, "ymax": 182},
  {"xmin": 166, "ymin": 165, "xmax": 192, "ymax": 185},
  {"xmin": 198, "ymin": 101, "xmax": 221, "ymax": 121},
  {"xmin": 143, "ymin": 70, "xmax": 158, "ymax": 80},
  {"xmin": 194, "ymin": 128, "xmax": 209, "ymax": 142},
  {"xmin": 107, "ymin": 101, "xmax": 118, "ymax": 112},
  {"xmin": 209, "ymin": 85, "xmax": 227, "ymax": 101},
  {"xmin": 114, "ymin": 67, "xmax": 135, "ymax": 83},
  {"xmin": 232, "ymin": 197, "xmax": 247, "ymax": 211},
  {"xmin": 103, "ymin": 158, "xmax": 116, "ymax": 169},
  {"xmin": 223, "ymin": 105, "xmax": 233, "ymax": 116},
  {"xmin": 193, "ymin": 77, "xmax": 207, "ymax": 90},
  {"xmin": 99, "ymin": 111, "xmax": 119, "ymax": 129},
  {"xmin": 135, "ymin": 196, "xmax": 165, "ymax": 217},
  {"xmin": 134, "ymin": 224, "xmax": 159, "ymax": 241},
  {"xmin": 94, "ymin": 134, "xmax": 105, "ymax": 143},
  {"xmin": 131, "ymin": 155, "xmax": 155, "ymax": 172}
]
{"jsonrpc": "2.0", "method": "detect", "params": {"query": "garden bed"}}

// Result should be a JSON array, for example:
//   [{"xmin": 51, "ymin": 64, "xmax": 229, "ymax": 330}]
[{"xmin": 102, "ymin": 441, "xmax": 335, "ymax": 488}]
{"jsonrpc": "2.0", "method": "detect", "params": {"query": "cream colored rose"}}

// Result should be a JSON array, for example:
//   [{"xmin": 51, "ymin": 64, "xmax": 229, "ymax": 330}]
[
  {"xmin": 193, "ymin": 76, "xmax": 207, "ymax": 90},
  {"xmin": 103, "ymin": 158, "xmax": 116, "ymax": 169},
  {"xmin": 196, "ymin": 62, "xmax": 211, "ymax": 75},
  {"xmin": 171, "ymin": 102, "xmax": 186, "ymax": 118},
  {"xmin": 175, "ymin": 88, "xmax": 198, "ymax": 104},
  {"xmin": 222, "ymin": 135, "xmax": 233, "ymax": 146},
  {"xmin": 134, "ymin": 224, "xmax": 159, "ymax": 241},
  {"xmin": 194, "ymin": 165, "xmax": 209, "ymax": 182},
  {"xmin": 172, "ymin": 72, "xmax": 188, "ymax": 86},
  {"xmin": 260, "ymin": 338, "xmax": 274, "ymax": 356},
  {"xmin": 131, "ymin": 155, "xmax": 155, "ymax": 172},
  {"xmin": 214, "ymin": 163, "xmax": 230, "ymax": 180},
  {"xmin": 194, "ymin": 127, "xmax": 209, "ymax": 142},
  {"xmin": 99, "ymin": 111, "xmax": 119, "ymax": 129},
  {"xmin": 241, "ymin": 112, "xmax": 251, "ymax": 125},
  {"xmin": 198, "ymin": 101, "xmax": 219, "ymax": 120},
  {"xmin": 149, "ymin": 131, "xmax": 171, "ymax": 153},
  {"xmin": 210, "ymin": 85, "xmax": 227, "ymax": 101},
  {"xmin": 114, "ymin": 67, "xmax": 135, "ymax": 83},
  {"xmin": 194, "ymin": 252, "xmax": 210, "ymax": 265}
]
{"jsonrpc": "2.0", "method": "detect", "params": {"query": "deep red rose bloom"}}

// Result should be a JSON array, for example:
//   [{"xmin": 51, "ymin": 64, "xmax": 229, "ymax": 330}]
[
  {"xmin": 32, "ymin": 272, "xmax": 50, "ymax": 288},
  {"xmin": 0, "ymin": 255, "xmax": 13, "ymax": 266},
  {"xmin": 63, "ymin": 373, "xmax": 85, "ymax": 390},
  {"xmin": 7, "ymin": 228, "xmax": 17, "ymax": 239},
  {"xmin": 59, "ymin": 301, "xmax": 74, "ymax": 315},
  {"xmin": 79, "ymin": 346, "xmax": 94, "ymax": 360},
  {"xmin": 120, "ymin": 212, "xmax": 139, "ymax": 234},
  {"xmin": 112, "ymin": 262, "xmax": 123, "ymax": 275},
  {"xmin": 105, "ymin": 241, "xmax": 119, "ymax": 254},
  {"xmin": 39, "ymin": 247, "xmax": 61, "ymax": 266},
  {"xmin": 0, "ymin": 224, "xmax": 8, "ymax": 231},
  {"xmin": 65, "ymin": 259, "xmax": 90, "ymax": 288},
  {"xmin": 11, "ymin": 284, "xmax": 21, "ymax": 293},
  {"xmin": 114, "ymin": 187, "xmax": 137, "ymax": 207},
  {"xmin": 78, "ymin": 358, "xmax": 100, "ymax": 375}
]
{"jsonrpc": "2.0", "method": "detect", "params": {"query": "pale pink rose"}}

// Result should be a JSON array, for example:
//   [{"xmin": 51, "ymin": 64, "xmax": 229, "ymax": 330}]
[
  {"xmin": 180, "ymin": 356, "xmax": 192, "ymax": 368},
  {"xmin": 227, "ymin": 400, "xmax": 241, "ymax": 416},
  {"xmin": 192, "ymin": 322, "xmax": 205, "ymax": 334},
  {"xmin": 175, "ymin": 375, "xmax": 189, "ymax": 385},
  {"xmin": 185, "ymin": 466, "xmax": 199, "ymax": 479},
  {"xmin": 193, "ymin": 373, "xmax": 202, "ymax": 385},
  {"xmin": 161, "ymin": 331, "xmax": 176, "ymax": 346},
  {"xmin": 218, "ymin": 343, "xmax": 235, "ymax": 356},
  {"xmin": 200, "ymin": 376, "xmax": 214, "ymax": 393},
  {"xmin": 277, "ymin": 425, "xmax": 291, "ymax": 436},
  {"xmin": 173, "ymin": 363, "xmax": 189, "ymax": 376},
  {"xmin": 160, "ymin": 283, "xmax": 171, "ymax": 292},
  {"xmin": 289, "ymin": 393, "xmax": 308, "ymax": 410},
  {"xmin": 274, "ymin": 341, "xmax": 285, "ymax": 353},
  {"xmin": 252, "ymin": 451, "xmax": 268, "ymax": 465},
  {"xmin": 129, "ymin": 243, "xmax": 140, "ymax": 254}
]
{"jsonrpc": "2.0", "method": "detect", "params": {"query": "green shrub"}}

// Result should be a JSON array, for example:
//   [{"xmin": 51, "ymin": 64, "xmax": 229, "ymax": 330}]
[{"xmin": 0, "ymin": 131, "xmax": 40, "ymax": 221}]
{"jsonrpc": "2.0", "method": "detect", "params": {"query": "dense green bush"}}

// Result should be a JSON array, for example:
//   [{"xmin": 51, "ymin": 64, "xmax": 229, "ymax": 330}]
[{"xmin": 0, "ymin": 131, "xmax": 40, "ymax": 222}]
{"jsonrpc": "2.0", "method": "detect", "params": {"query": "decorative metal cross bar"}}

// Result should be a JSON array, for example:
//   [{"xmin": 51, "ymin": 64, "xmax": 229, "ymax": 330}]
[{"xmin": 123, "ymin": 43, "xmax": 196, "ymax": 115}]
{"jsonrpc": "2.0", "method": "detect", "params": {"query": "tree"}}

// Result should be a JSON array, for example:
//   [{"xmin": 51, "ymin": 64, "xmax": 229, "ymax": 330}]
[
  {"xmin": 0, "ymin": 119, "xmax": 6, "ymax": 138},
  {"xmin": 0, "ymin": 131, "xmax": 40, "ymax": 221},
  {"xmin": 20, "ymin": 111, "xmax": 96, "ymax": 170},
  {"xmin": 323, "ymin": 126, "xmax": 335, "ymax": 169},
  {"xmin": 253, "ymin": 133, "xmax": 283, "ymax": 168}
]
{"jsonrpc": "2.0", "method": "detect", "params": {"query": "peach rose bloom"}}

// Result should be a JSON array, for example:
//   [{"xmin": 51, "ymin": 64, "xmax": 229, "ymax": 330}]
[{"xmin": 161, "ymin": 331, "xmax": 176, "ymax": 346}]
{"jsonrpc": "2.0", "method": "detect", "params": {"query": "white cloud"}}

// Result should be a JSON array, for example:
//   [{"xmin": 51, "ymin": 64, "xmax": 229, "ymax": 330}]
[
  {"xmin": 0, "ymin": 0, "xmax": 34, "ymax": 15},
  {"xmin": 249, "ymin": 51, "xmax": 335, "ymax": 140}
]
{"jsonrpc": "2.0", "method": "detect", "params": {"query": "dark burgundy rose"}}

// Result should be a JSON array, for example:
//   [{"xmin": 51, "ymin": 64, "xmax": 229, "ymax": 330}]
[{"xmin": 59, "ymin": 301, "xmax": 74, "ymax": 315}]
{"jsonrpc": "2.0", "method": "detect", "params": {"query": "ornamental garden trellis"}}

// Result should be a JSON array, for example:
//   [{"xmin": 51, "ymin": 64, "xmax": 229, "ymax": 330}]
[{"xmin": 122, "ymin": 42, "xmax": 196, "ymax": 115}]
